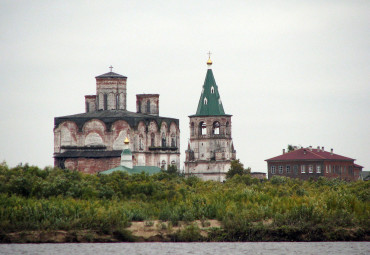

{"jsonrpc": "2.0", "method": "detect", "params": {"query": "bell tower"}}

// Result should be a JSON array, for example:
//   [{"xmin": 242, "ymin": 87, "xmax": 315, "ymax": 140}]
[{"xmin": 184, "ymin": 54, "xmax": 236, "ymax": 182}]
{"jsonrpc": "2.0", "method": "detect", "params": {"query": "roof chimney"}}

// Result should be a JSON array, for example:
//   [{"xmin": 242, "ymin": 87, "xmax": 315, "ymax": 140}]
[
  {"xmin": 322, "ymin": 146, "xmax": 324, "ymax": 152},
  {"xmin": 303, "ymin": 149, "xmax": 307, "ymax": 155},
  {"xmin": 283, "ymin": 149, "xmax": 285, "ymax": 154},
  {"xmin": 317, "ymin": 146, "xmax": 320, "ymax": 151},
  {"xmin": 330, "ymin": 148, "xmax": 333, "ymax": 155},
  {"xmin": 309, "ymin": 146, "xmax": 312, "ymax": 151}
]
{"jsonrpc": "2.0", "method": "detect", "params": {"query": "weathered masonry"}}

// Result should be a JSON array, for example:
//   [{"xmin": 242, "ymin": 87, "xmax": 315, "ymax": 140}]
[
  {"xmin": 54, "ymin": 68, "xmax": 180, "ymax": 173},
  {"xmin": 184, "ymin": 57, "xmax": 236, "ymax": 182}
]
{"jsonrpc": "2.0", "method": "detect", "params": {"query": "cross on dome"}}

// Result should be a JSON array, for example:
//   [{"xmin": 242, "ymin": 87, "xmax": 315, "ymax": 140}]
[
  {"xmin": 109, "ymin": 65, "xmax": 113, "ymax": 72},
  {"xmin": 207, "ymin": 51, "xmax": 212, "ymax": 66}
]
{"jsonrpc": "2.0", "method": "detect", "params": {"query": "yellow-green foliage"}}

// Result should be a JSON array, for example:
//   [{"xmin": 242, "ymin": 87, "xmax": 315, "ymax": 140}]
[{"xmin": 0, "ymin": 163, "xmax": 369, "ymax": 238}]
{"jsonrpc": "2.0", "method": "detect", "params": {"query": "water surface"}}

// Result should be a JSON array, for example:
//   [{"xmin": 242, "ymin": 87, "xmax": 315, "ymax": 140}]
[{"xmin": 1, "ymin": 242, "xmax": 369, "ymax": 255}]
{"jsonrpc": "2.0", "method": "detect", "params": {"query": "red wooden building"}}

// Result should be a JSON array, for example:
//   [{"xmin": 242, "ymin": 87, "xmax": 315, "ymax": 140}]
[{"xmin": 265, "ymin": 146, "xmax": 363, "ymax": 181}]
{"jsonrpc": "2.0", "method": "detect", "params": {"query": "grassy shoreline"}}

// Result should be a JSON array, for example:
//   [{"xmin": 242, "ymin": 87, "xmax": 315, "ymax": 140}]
[{"xmin": 0, "ymin": 163, "xmax": 369, "ymax": 242}]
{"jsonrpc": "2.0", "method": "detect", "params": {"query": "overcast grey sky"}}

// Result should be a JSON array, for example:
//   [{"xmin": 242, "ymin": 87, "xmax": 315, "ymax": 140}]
[{"xmin": 0, "ymin": 0, "xmax": 369, "ymax": 172}]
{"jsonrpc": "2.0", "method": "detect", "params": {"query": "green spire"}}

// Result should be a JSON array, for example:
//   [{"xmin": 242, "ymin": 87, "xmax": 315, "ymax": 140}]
[{"xmin": 195, "ymin": 67, "xmax": 225, "ymax": 116}]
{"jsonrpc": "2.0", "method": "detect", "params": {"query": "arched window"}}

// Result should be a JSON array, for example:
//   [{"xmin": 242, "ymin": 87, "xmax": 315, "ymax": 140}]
[
  {"xmin": 161, "ymin": 160, "xmax": 166, "ymax": 170},
  {"xmin": 213, "ymin": 121, "xmax": 220, "ymax": 135},
  {"xmin": 161, "ymin": 133, "xmax": 166, "ymax": 147},
  {"xmin": 171, "ymin": 160, "xmax": 176, "ymax": 165},
  {"xmin": 211, "ymin": 86, "xmax": 215, "ymax": 93},
  {"xmin": 139, "ymin": 135, "xmax": 143, "ymax": 150},
  {"xmin": 146, "ymin": 100, "xmax": 150, "ymax": 113},
  {"xmin": 226, "ymin": 121, "xmax": 230, "ymax": 135},
  {"xmin": 199, "ymin": 121, "xmax": 207, "ymax": 135},
  {"xmin": 171, "ymin": 134, "xmax": 176, "ymax": 147},
  {"xmin": 191, "ymin": 122, "xmax": 195, "ymax": 136},
  {"xmin": 104, "ymin": 94, "xmax": 108, "ymax": 110},
  {"xmin": 151, "ymin": 133, "xmax": 155, "ymax": 147},
  {"xmin": 204, "ymin": 97, "xmax": 208, "ymax": 105},
  {"xmin": 116, "ymin": 94, "xmax": 119, "ymax": 109}
]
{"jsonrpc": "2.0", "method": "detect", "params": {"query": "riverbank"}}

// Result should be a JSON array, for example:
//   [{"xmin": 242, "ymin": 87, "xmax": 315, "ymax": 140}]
[{"xmin": 1, "ymin": 220, "xmax": 368, "ymax": 243}]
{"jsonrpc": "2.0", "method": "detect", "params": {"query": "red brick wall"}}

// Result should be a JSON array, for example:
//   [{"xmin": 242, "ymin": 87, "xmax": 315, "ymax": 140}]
[
  {"xmin": 61, "ymin": 157, "xmax": 121, "ymax": 174},
  {"xmin": 267, "ymin": 160, "xmax": 359, "ymax": 181},
  {"xmin": 267, "ymin": 160, "xmax": 324, "ymax": 180}
]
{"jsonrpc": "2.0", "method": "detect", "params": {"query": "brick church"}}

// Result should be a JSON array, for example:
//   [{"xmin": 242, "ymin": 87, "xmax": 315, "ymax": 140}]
[{"xmin": 53, "ymin": 68, "xmax": 180, "ymax": 173}]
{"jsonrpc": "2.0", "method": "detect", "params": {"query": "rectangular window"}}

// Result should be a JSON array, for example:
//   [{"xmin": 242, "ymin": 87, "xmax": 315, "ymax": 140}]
[
  {"xmin": 286, "ymin": 165, "xmax": 291, "ymax": 173},
  {"xmin": 326, "ymin": 165, "xmax": 328, "ymax": 173},
  {"xmin": 271, "ymin": 166, "xmax": 276, "ymax": 174},
  {"xmin": 301, "ymin": 165, "xmax": 305, "ymax": 173},
  {"xmin": 294, "ymin": 165, "xmax": 298, "ymax": 175},
  {"xmin": 316, "ymin": 165, "xmax": 321, "ymax": 173},
  {"xmin": 309, "ymin": 165, "xmax": 313, "ymax": 173},
  {"xmin": 329, "ymin": 165, "xmax": 331, "ymax": 173},
  {"xmin": 279, "ymin": 166, "xmax": 283, "ymax": 174},
  {"xmin": 104, "ymin": 94, "xmax": 108, "ymax": 110}
]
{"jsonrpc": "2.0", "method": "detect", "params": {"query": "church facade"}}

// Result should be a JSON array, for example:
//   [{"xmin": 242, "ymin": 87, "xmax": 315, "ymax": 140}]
[
  {"xmin": 54, "ymin": 68, "xmax": 180, "ymax": 174},
  {"xmin": 184, "ymin": 58, "xmax": 236, "ymax": 182}
]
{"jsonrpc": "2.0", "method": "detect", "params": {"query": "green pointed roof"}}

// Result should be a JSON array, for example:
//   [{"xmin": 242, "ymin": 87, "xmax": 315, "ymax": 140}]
[{"xmin": 194, "ymin": 68, "xmax": 226, "ymax": 116}]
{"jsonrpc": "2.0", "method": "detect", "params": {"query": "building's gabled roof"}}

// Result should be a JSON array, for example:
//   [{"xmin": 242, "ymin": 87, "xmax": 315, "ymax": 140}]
[
  {"xmin": 95, "ymin": 72, "xmax": 127, "ymax": 79},
  {"xmin": 99, "ymin": 165, "xmax": 161, "ymax": 175},
  {"xmin": 193, "ymin": 69, "xmax": 226, "ymax": 116},
  {"xmin": 265, "ymin": 148, "xmax": 355, "ymax": 161}
]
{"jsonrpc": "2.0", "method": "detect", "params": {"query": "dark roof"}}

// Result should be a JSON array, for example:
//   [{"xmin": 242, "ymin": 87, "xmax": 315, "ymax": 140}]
[
  {"xmin": 54, "ymin": 110, "xmax": 179, "ymax": 131},
  {"xmin": 354, "ymin": 163, "xmax": 364, "ymax": 168},
  {"xmin": 265, "ymin": 148, "xmax": 355, "ymax": 162},
  {"xmin": 95, "ymin": 72, "xmax": 127, "ymax": 79},
  {"xmin": 54, "ymin": 150, "xmax": 121, "ymax": 158},
  {"xmin": 193, "ymin": 69, "xmax": 226, "ymax": 116}
]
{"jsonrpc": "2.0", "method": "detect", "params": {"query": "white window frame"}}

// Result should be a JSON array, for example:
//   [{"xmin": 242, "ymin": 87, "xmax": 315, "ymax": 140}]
[
  {"xmin": 301, "ymin": 165, "xmax": 305, "ymax": 173},
  {"xmin": 271, "ymin": 166, "xmax": 276, "ymax": 174},
  {"xmin": 309, "ymin": 165, "xmax": 313, "ymax": 173},
  {"xmin": 278, "ymin": 165, "xmax": 283, "ymax": 174},
  {"xmin": 326, "ymin": 165, "xmax": 328, "ymax": 173},
  {"xmin": 286, "ymin": 165, "xmax": 291, "ymax": 173},
  {"xmin": 316, "ymin": 165, "xmax": 321, "ymax": 173}
]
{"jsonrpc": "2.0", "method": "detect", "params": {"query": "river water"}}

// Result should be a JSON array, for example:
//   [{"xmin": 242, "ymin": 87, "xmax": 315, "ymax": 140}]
[{"xmin": 0, "ymin": 242, "xmax": 369, "ymax": 255}]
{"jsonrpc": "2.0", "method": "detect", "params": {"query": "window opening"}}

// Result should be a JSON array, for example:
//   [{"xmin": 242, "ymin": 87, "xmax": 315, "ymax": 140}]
[
  {"xmin": 104, "ymin": 94, "xmax": 108, "ymax": 110},
  {"xmin": 213, "ymin": 121, "xmax": 220, "ymax": 135},
  {"xmin": 309, "ymin": 165, "xmax": 313, "ymax": 173},
  {"xmin": 151, "ymin": 133, "xmax": 155, "ymax": 147},
  {"xmin": 271, "ymin": 166, "xmax": 276, "ymax": 174},
  {"xmin": 171, "ymin": 134, "xmax": 176, "ymax": 147},
  {"xmin": 161, "ymin": 133, "xmax": 166, "ymax": 147},
  {"xmin": 116, "ymin": 94, "xmax": 119, "ymax": 109},
  {"xmin": 204, "ymin": 97, "xmax": 208, "ymax": 105},
  {"xmin": 146, "ymin": 100, "xmax": 150, "ymax": 113},
  {"xmin": 286, "ymin": 165, "xmax": 291, "ymax": 173},
  {"xmin": 199, "ymin": 122, "xmax": 207, "ymax": 135},
  {"xmin": 139, "ymin": 135, "xmax": 143, "ymax": 150},
  {"xmin": 191, "ymin": 122, "xmax": 195, "ymax": 136},
  {"xmin": 301, "ymin": 165, "xmax": 305, "ymax": 173},
  {"xmin": 211, "ymin": 86, "xmax": 215, "ymax": 93},
  {"xmin": 279, "ymin": 166, "xmax": 283, "ymax": 174}
]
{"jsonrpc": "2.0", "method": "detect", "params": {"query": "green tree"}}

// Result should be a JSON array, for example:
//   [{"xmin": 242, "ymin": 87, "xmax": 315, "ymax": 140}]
[
  {"xmin": 287, "ymin": 144, "xmax": 294, "ymax": 152},
  {"xmin": 166, "ymin": 165, "xmax": 178, "ymax": 175},
  {"xmin": 226, "ymin": 159, "xmax": 251, "ymax": 179}
]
